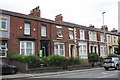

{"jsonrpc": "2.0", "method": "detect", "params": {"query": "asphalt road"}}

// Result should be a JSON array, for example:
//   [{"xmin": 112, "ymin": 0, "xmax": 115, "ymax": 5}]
[{"xmin": 7, "ymin": 69, "xmax": 120, "ymax": 80}]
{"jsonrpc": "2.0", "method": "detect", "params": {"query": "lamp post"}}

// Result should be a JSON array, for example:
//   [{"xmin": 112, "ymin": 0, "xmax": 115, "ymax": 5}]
[{"xmin": 102, "ymin": 12, "xmax": 107, "ymax": 56}]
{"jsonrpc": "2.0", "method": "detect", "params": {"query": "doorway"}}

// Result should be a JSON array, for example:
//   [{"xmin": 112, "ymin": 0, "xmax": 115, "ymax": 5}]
[
  {"xmin": 70, "ymin": 45, "xmax": 74, "ymax": 57},
  {"xmin": 40, "ymin": 40, "xmax": 49, "ymax": 57}
]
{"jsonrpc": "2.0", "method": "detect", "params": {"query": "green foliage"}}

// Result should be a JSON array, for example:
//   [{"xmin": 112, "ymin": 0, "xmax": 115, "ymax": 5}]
[
  {"xmin": 10, "ymin": 53, "xmax": 82, "ymax": 68},
  {"xmin": 88, "ymin": 52, "xmax": 99, "ymax": 62},
  {"xmin": 67, "ymin": 57, "xmax": 81, "ymax": 66},
  {"xmin": 107, "ymin": 53, "xmax": 118, "ymax": 58},
  {"xmin": 47, "ymin": 55, "xmax": 65, "ymax": 67},
  {"xmin": 10, "ymin": 53, "xmax": 41, "ymax": 68}
]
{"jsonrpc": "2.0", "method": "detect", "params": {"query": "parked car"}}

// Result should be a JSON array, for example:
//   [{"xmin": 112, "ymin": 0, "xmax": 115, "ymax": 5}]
[
  {"xmin": 0, "ymin": 61, "xmax": 18, "ymax": 74},
  {"xmin": 103, "ymin": 57, "xmax": 120, "ymax": 70}
]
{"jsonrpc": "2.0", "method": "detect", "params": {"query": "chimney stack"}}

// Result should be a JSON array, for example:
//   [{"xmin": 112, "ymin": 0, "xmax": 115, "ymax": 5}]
[
  {"xmin": 111, "ymin": 28, "xmax": 117, "ymax": 33},
  {"xmin": 89, "ymin": 24, "xmax": 95, "ymax": 28},
  {"xmin": 101, "ymin": 25, "xmax": 108, "ymax": 31},
  {"xmin": 55, "ymin": 14, "xmax": 63, "ymax": 22},
  {"xmin": 29, "ymin": 6, "xmax": 41, "ymax": 17}
]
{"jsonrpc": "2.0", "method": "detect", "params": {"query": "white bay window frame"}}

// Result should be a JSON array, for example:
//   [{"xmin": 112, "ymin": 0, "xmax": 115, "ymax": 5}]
[
  {"xmin": 20, "ymin": 41, "xmax": 34, "ymax": 55},
  {"xmin": 0, "ymin": 42, "xmax": 7, "ymax": 57},
  {"xmin": 54, "ymin": 43, "xmax": 65, "ymax": 56},
  {"xmin": 78, "ymin": 42, "xmax": 87, "ymax": 55}
]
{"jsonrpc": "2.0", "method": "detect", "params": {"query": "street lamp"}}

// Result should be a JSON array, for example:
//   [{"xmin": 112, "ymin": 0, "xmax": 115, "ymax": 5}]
[{"xmin": 102, "ymin": 12, "xmax": 107, "ymax": 56}]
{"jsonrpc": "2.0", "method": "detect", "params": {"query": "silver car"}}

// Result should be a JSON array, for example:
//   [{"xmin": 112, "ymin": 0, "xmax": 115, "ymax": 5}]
[{"xmin": 103, "ymin": 57, "xmax": 120, "ymax": 70}]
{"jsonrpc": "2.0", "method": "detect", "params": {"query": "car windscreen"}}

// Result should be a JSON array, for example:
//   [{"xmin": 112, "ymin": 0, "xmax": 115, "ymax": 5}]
[{"xmin": 104, "ymin": 58, "xmax": 112, "ymax": 63}]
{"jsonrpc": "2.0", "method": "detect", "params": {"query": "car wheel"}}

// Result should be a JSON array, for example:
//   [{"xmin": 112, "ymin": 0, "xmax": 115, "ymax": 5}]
[
  {"xmin": 104, "ymin": 67, "xmax": 109, "ymax": 70},
  {"xmin": 11, "ymin": 69, "xmax": 16, "ymax": 74},
  {"xmin": 115, "ymin": 65, "xmax": 119, "ymax": 70}
]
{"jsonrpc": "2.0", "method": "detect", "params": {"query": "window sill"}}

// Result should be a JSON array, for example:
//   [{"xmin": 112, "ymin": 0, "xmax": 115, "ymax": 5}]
[
  {"xmin": 0, "ymin": 57, "xmax": 8, "ymax": 59},
  {"xmin": 57, "ymin": 37, "xmax": 62, "ymax": 39},
  {"xmin": 0, "ymin": 30, "xmax": 8, "ymax": 32}
]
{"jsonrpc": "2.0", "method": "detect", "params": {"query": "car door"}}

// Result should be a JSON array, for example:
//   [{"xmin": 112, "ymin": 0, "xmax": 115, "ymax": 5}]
[{"xmin": 2, "ymin": 63, "xmax": 10, "ymax": 74}]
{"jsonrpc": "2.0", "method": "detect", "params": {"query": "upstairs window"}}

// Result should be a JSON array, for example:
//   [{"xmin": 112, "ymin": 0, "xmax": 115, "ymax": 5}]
[
  {"xmin": 41, "ymin": 24, "xmax": 46, "ymax": 37},
  {"xmin": 114, "ymin": 37, "xmax": 116, "ymax": 44},
  {"xmin": 93, "ymin": 32, "xmax": 97, "ymax": 41},
  {"xmin": 0, "ymin": 18, "xmax": 7, "ymax": 30},
  {"xmin": 100, "ymin": 34, "xmax": 104, "ymax": 42},
  {"xmin": 69, "ymin": 30, "xmax": 74, "ymax": 39},
  {"xmin": 89, "ymin": 31, "xmax": 93, "ymax": 41},
  {"xmin": 57, "ymin": 28, "xmax": 63, "ymax": 38},
  {"xmin": 80, "ymin": 30, "xmax": 85, "ymax": 40},
  {"xmin": 108, "ymin": 36, "xmax": 111, "ymax": 43},
  {"xmin": 24, "ymin": 23, "xmax": 30, "ymax": 35}
]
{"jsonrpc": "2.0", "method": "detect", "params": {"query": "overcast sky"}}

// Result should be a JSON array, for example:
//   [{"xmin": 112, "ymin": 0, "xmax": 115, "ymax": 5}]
[{"xmin": 0, "ymin": 0, "xmax": 119, "ymax": 31}]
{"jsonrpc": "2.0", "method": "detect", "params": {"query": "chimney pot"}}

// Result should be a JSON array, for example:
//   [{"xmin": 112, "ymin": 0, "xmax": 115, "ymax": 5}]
[{"xmin": 29, "ymin": 6, "xmax": 41, "ymax": 17}]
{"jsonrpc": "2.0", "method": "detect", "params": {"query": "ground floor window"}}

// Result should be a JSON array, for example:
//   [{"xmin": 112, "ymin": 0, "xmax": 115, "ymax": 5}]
[
  {"xmin": 0, "ymin": 41, "xmax": 7, "ymax": 57},
  {"xmin": 100, "ymin": 46, "xmax": 107, "ymax": 56},
  {"xmin": 90, "ymin": 46, "xmax": 97, "ymax": 53},
  {"xmin": 54, "ymin": 43, "xmax": 65, "ymax": 56},
  {"xmin": 78, "ymin": 42, "xmax": 87, "ymax": 55},
  {"xmin": 20, "ymin": 41, "xmax": 34, "ymax": 55}
]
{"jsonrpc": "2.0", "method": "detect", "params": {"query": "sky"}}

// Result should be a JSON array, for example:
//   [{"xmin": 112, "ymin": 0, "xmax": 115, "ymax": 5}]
[{"xmin": 0, "ymin": 0, "xmax": 119, "ymax": 31}]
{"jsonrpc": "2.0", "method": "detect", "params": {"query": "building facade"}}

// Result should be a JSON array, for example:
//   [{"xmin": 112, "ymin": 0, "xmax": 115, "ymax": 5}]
[{"xmin": 0, "ymin": 7, "xmax": 120, "ymax": 63}]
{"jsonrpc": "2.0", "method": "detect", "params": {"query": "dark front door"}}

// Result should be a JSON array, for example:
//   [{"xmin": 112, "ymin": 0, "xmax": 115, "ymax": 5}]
[
  {"xmin": 70, "ymin": 45, "xmax": 74, "ymax": 57},
  {"xmin": 41, "ymin": 41, "xmax": 48, "ymax": 57}
]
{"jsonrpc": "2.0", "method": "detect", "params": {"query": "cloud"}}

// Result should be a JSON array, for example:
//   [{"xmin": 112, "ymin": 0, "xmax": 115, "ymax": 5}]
[{"xmin": 0, "ymin": 0, "xmax": 119, "ymax": 30}]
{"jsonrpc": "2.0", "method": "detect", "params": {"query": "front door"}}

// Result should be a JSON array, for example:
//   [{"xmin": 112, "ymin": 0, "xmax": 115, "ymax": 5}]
[
  {"xmin": 70, "ymin": 45, "xmax": 74, "ymax": 57},
  {"xmin": 41, "ymin": 42, "xmax": 48, "ymax": 57}
]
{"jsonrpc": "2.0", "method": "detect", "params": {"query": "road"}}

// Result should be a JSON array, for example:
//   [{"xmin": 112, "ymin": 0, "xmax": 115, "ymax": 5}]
[{"xmin": 5, "ymin": 69, "xmax": 120, "ymax": 80}]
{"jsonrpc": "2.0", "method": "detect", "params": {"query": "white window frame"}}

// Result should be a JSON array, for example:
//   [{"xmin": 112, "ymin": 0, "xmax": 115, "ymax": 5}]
[
  {"xmin": 54, "ymin": 43, "xmax": 65, "ymax": 56},
  {"xmin": 24, "ymin": 23, "xmax": 30, "ymax": 35},
  {"xmin": 41, "ymin": 24, "xmax": 46, "ymax": 37},
  {"xmin": 108, "ymin": 36, "xmax": 111, "ymax": 43},
  {"xmin": 89, "ymin": 31, "xmax": 93, "ymax": 41},
  {"xmin": 57, "ymin": 28, "xmax": 63, "ymax": 38},
  {"xmin": 0, "ymin": 18, "xmax": 7, "ymax": 30},
  {"xmin": 0, "ymin": 42, "xmax": 7, "ymax": 57},
  {"xmin": 80, "ymin": 30, "xmax": 85, "ymax": 40},
  {"xmin": 69, "ymin": 30, "xmax": 74, "ymax": 39},
  {"xmin": 100, "ymin": 46, "xmax": 105, "ymax": 56},
  {"xmin": 100, "ymin": 34, "xmax": 104, "ymax": 42},
  {"xmin": 20, "ymin": 41, "xmax": 34, "ymax": 55},
  {"xmin": 78, "ymin": 42, "xmax": 87, "ymax": 55},
  {"xmin": 93, "ymin": 32, "xmax": 97, "ymax": 41}
]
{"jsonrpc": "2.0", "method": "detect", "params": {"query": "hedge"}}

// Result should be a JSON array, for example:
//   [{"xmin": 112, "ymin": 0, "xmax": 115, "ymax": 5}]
[{"xmin": 10, "ymin": 53, "xmax": 82, "ymax": 68}]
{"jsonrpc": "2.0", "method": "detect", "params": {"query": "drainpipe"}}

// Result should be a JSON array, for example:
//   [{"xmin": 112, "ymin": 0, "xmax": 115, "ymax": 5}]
[
  {"xmin": 36, "ymin": 22, "xmax": 38, "ymax": 56},
  {"xmin": 50, "ymin": 23, "xmax": 52, "ymax": 55}
]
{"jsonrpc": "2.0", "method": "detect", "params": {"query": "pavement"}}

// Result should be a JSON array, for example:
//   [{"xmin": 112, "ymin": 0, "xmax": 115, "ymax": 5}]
[{"xmin": 1, "ymin": 67, "xmax": 103, "ymax": 80}]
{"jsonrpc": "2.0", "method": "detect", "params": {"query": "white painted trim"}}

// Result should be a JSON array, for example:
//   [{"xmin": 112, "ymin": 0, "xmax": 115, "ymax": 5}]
[
  {"xmin": 56, "ymin": 25, "xmax": 62, "ymax": 28},
  {"xmin": 69, "ymin": 28, "xmax": 73, "ymax": 30}
]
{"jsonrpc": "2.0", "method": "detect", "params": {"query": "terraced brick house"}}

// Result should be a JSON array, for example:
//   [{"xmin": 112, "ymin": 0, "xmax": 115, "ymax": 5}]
[{"xmin": 0, "ymin": 7, "xmax": 120, "ymax": 64}]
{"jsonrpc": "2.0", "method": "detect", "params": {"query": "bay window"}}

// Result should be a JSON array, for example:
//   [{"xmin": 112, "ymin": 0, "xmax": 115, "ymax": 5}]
[
  {"xmin": 0, "ymin": 41, "xmax": 7, "ymax": 57},
  {"xmin": 54, "ymin": 43, "xmax": 65, "ymax": 56},
  {"xmin": 20, "ymin": 41, "xmax": 34, "ymax": 55}
]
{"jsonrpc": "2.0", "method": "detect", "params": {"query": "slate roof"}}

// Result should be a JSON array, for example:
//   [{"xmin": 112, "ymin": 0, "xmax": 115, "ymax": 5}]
[{"xmin": 1, "ymin": 9, "xmax": 120, "ymax": 36}]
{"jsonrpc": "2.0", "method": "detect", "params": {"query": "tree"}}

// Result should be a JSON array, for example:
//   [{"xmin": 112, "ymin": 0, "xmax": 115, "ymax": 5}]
[
  {"xmin": 114, "ymin": 37, "xmax": 120, "ymax": 55},
  {"xmin": 88, "ymin": 52, "xmax": 99, "ymax": 67}
]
